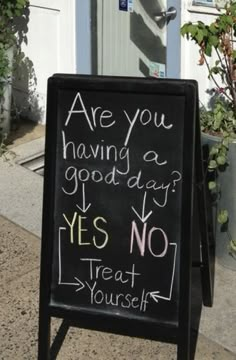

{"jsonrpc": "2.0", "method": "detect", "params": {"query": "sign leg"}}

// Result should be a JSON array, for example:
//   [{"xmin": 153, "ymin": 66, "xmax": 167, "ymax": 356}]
[
  {"xmin": 38, "ymin": 313, "xmax": 51, "ymax": 360},
  {"xmin": 177, "ymin": 334, "xmax": 190, "ymax": 360}
]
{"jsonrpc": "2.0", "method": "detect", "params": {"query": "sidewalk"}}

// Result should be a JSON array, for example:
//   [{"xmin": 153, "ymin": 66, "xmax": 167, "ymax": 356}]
[{"xmin": 0, "ymin": 126, "xmax": 236, "ymax": 359}]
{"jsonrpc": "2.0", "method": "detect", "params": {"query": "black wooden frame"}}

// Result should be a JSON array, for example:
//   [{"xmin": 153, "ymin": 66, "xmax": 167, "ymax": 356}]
[{"xmin": 38, "ymin": 75, "xmax": 212, "ymax": 360}]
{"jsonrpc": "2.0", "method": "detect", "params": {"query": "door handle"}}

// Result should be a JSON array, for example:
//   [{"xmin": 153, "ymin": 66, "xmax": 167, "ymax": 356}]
[{"xmin": 154, "ymin": 6, "xmax": 177, "ymax": 22}]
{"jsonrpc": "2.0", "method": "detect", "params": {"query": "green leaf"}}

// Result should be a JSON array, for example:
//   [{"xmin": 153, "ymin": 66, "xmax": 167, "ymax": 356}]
[
  {"xmin": 180, "ymin": 23, "xmax": 191, "ymax": 37},
  {"xmin": 208, "ymin": 181, "xmax": 216, "ymax": 190},
  {"xmin": 14, "ymin": 9, "xmax": 21, "ymax": 16},
  {"xmin": 232, "ymin": 50, "xmax": 236, "ymax": 61},
  {"xmin": 229, "ymin": 240, "xmax": 236, "ymax": 253},
  {"xmin": 205, "ymin": 43, "xmax": 212, "ymax": 56},
  {"xmin": 225, "ymin": 15, "xmax": 233, "ymax": 26},
  {"xmin": 222, "ymin": 137, "xmax": 231, "ymax": 150},
  {"xmin": 196, "ymin": 30, "xmax": 204, "ymax": 44},
  {"xmin": 209, "ymin": 145, "xmax": 219, "ymax": 156},
  {"xmin": 210, "ymin": 66, "xmax": 221, "ymax": 75},
  {"xmin": 216, "ymin": 155, "xmax": 226, "ymax": 165},
  {"xmin": 6, "ymin": 9, "xmax": 13, "ymax": 18},
  {"xmin": 208, "ymin": 160, "xmax": 217, "ymax": 169},
  {"xmin": 209, "ymin": 23, "xmax": 218, "ymax": 34},
  {"xmin": 213, "ymin": 119, "xmax": 221, "ymax": 130},
  {"xmin": 188, "ymin": 24, "xmax": 198, "ymax": 37},
  {"xmin": 19, "ymin": 0, "xmax": 28, "ymax": 5},
  {"xmin": 16, "ymin": 3, "xmax": 24, "ymax": 9},
  {"xmin": 209, "ymin": 35, "xmax": 219, "ymax": 47},
  {"xmin": 217, "ymin": 210, "xmax": 228, "ymax": 224}
]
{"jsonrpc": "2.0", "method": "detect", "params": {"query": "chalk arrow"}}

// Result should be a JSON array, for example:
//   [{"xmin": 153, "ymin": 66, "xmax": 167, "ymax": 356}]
[
  {"xmin": 149, "ymin": 243, "xmax": 177, "ymax": 302},
  {"xmin": 74, "ymin": 277, "xmax": 85, "ymax": 292},
  {"xmin": 59, "ymin": 276, "xmax": 85, "ymax": 292},
  {"xmin": 131, "ymin": 191, "xmax": 153, "ymax": 223},
  {"xmin": 150, "ymin": 291, "xmax": 161, "ymax": 303},
  {"xmin": 58, "ymin": 228, "xmax": 85, "ymax": 293},
  {"xmin": 76, "ymin": 183, "xmax": 91, "ymax": 213}
]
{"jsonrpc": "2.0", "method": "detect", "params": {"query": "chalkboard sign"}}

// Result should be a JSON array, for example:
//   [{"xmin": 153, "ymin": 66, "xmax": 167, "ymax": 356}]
[{"xmin": 38, "ymin": 75, "xmax": 213, "ymax": 360}]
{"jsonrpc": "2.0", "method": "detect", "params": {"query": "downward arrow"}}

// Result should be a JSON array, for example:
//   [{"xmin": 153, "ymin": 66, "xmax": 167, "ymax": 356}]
[
  {"xmin": 131, "ymin": 191, "xmax": 152, "ymax": 223},
  {"xmin": 76, "ymin": 183, "xmax": 91, "ymax": 213}
]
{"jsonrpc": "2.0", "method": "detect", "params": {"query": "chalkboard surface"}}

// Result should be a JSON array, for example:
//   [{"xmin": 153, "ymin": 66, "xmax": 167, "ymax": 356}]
[{"xmin": 39, "ymin": 75, "xmax": 202, "ymax": 359}]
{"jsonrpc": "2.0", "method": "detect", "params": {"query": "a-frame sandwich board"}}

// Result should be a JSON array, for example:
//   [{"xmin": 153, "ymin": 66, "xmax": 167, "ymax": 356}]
[{"xmin": 38, "ymin": 75, "xmax": 213, "ymax": 360}]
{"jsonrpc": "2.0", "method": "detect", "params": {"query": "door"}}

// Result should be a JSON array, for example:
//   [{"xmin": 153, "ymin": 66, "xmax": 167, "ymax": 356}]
[{"xmin": 96, "ymin": 0, "xmax": 180, "ymax": 78}]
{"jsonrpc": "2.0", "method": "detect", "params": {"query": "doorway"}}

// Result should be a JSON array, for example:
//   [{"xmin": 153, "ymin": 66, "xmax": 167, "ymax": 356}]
[{"xmin": 95, "ymin": 0, "xmax": 181, "ymax": 78}]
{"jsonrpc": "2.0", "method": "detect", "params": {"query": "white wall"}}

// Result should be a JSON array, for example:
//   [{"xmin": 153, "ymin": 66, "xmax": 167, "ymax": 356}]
[
  {"xmin": 181, "ymin": 2, "xmax": 222, "ymax": 108},
  {"xmin": 13, "ymin": 0, "xmax": 76, "ymax": 124}
]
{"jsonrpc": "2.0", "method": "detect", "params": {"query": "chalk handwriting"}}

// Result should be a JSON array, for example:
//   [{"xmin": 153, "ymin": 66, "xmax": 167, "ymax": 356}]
[
  {"xmin": 85, "ymin": 281, "xmax": 150, "ymax": 312},
  {"xmin": 131, "ymin": 191, "xmax": 153, "ymax": 223},
  {"xmin": 130, "ymin": 221, "xmax": 169, "ymax": 257},
  {"xmin": 62, "ymin": 166, "xmax": 120, "ymax": 195},
  {"xmin": 80, "ymin": 258, "xmax": 141, "ymax": 289},
  {"xmin": 56, "ymin": 91, "xmax": 182, "ymax": 314},
  {"xmin": 123, "ymin": 108, "xmax": 173, "ymax": 146},
  {"xmin": 64, "ymin": 92, "xmax": 173, "ymax": 147},
  {"xmin": 62, "ymin": 165, "xmax": 180, "ymax": 208},
  {"xmin": 143, "ymin": 150, "xmax": 167, "ymax": 166},
  {"xmin": 76, "ymin": 183, "xmax": 91, "ymax": 213},
  {"xmin": 63, "ymin": 213, "xmax": 109, "ymax": 249},
  {"xmin": 65, "ymin": 92, "xmax": 115, "ymax": 130},
  {"xmin": 171, "ymin": 171, "xmax": 182, "ymax": 192},
  {"xmin": 62, "ymin": 131, "xmax": 130, "ymax": 175}
]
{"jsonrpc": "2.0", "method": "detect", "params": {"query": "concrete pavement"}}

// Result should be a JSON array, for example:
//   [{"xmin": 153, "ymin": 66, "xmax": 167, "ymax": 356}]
[{"xmin": 0, "ymin": 131, "xmax": 236, "ymax": 359}]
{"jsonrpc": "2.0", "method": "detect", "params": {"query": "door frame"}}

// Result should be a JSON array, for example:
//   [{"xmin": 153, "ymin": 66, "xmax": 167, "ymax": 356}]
[
  {"xmin": 75, "ymin": 0, "xmax": 92, "ymax": 74},
  {"xmin": 167, "ymin": 0, "xmax": 181, "ymax": 78}
]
